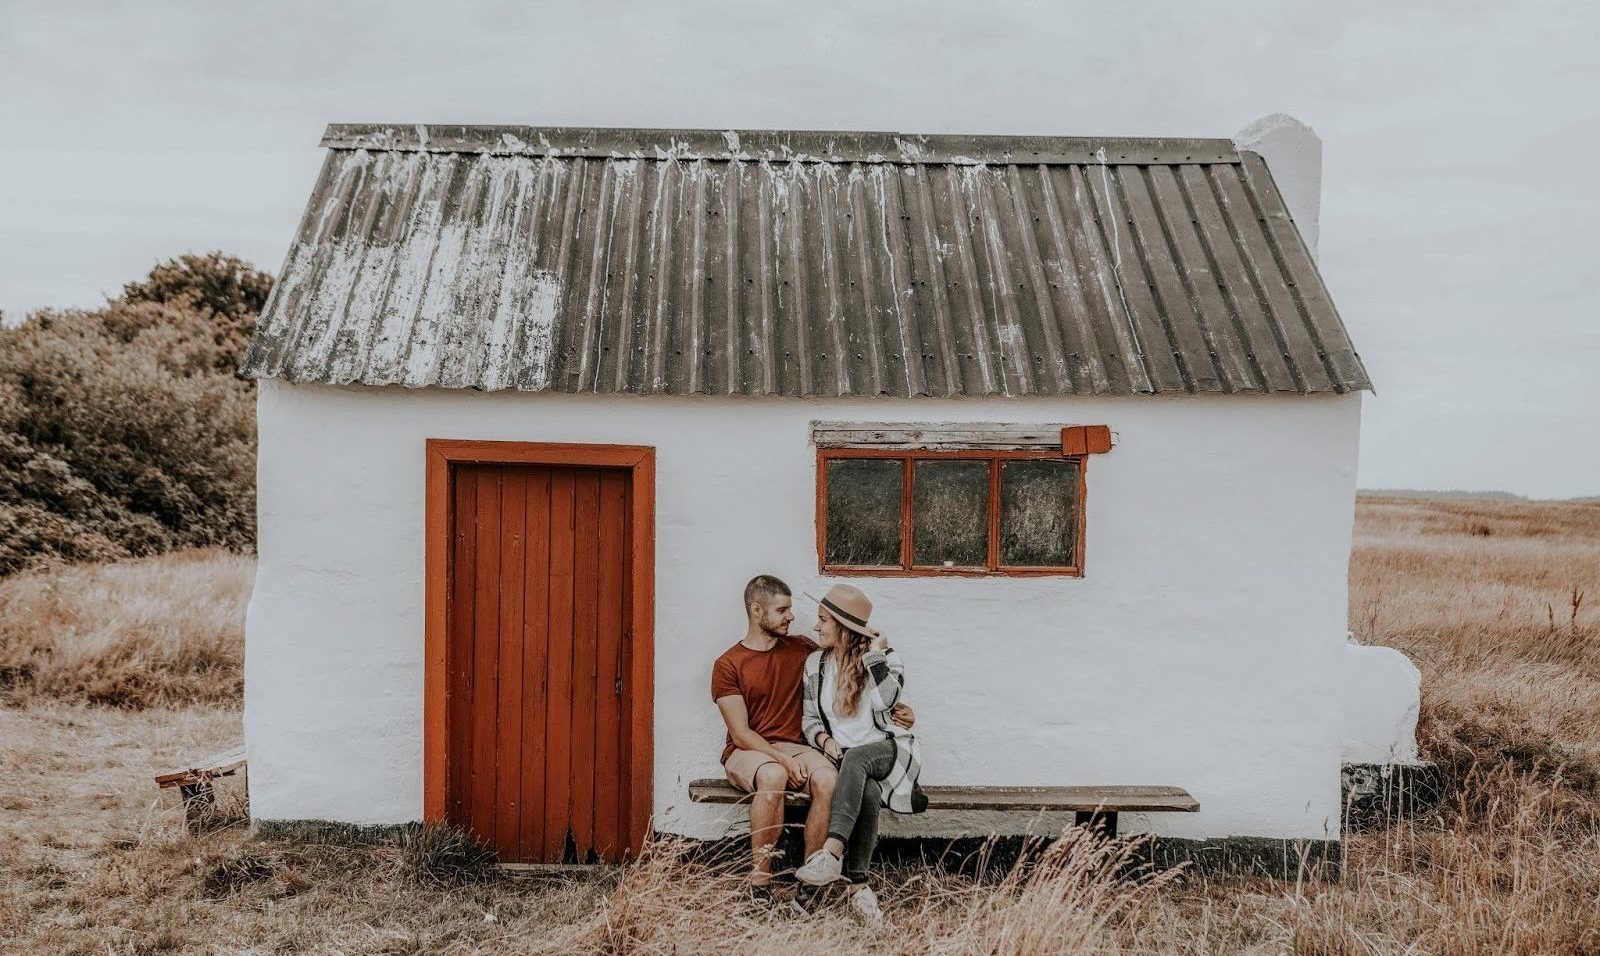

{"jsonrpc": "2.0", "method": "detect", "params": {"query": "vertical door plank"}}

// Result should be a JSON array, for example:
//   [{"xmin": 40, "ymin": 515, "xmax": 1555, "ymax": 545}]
[
  {"xmin": 517, "ymin": 468, "xmax": 553, "ymax": 861},
  {"xmin": 620, "ymin": 482, "xmax": 640, "ymax": 855},
  {"xmin": 493, "ymin": 470, "xmax": 528, "ymax": 859},
  {"xmin": 543, "ymin": 469, "xmax": 577, "ymax": 861},
  {"xmin": 447, "ymin": 467, "xmax": 478, "ymax": 827},
  {"xmin": 568, "ymin": 471, "xmax": 602, "ymax": 860},
  {"xmin": 468, "ymin": 467, "xmax": 502, "ymax": 838},
  {"xmin": 592, "ymin": 469, "xmax": 627, "ymax": 858}
]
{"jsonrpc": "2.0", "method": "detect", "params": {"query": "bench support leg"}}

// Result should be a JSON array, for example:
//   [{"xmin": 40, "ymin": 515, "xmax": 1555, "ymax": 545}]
[
  {"xmin": 1073, "ymin": 810, "xmax": 1117, "ymax": 838},
  {"xmin": 179, "ymin": 781, "xmax": 215, "ymax": 828}
]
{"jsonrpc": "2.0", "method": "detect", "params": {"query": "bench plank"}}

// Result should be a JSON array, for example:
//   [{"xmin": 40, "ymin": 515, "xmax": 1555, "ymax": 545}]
[
  {"xmin": 688, "ymin": 779, "xmax": 1198, "ymax": 813},
  {"xmin": 155, "ymin": 744, "xmax": 247, "ymax": 788}
]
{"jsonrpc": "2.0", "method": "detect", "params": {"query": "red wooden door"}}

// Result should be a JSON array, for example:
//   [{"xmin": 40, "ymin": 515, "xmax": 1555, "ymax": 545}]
[{"xmin": 446, "ymin": 463, "xmax": 633, "ymax": 864}]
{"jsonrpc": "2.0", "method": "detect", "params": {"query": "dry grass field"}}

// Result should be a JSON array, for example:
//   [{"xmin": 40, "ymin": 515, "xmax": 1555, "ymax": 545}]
[{"xmin": 1, "ymin": 495, "xmax": 1597, "ymax": 954}]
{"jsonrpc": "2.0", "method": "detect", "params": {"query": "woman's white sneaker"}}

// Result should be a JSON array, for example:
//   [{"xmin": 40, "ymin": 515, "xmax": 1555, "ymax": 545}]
[
  {"xmin": 793, "ymin": 849, "xmax": 843, "ymax": 885},
  {"xmin": 847, "ymin": 885, "xmax": 884, "ymax": 927}
]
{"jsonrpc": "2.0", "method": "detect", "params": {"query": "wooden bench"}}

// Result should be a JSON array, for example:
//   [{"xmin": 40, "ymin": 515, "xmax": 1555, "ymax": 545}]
[
  {"xmin": 155, "ymin": 744, "xmax": 246, "ymax": 825},
  {"xmin": 689, "ymin": 779, "xmax": 1198, "ymax": 835}
]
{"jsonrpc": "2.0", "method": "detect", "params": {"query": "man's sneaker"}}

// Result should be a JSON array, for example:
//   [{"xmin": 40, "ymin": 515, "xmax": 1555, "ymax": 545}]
[
  {"xmin": 793, "ymin": 849, "xmax": 843, "ymax": 886},
  {"xmin": 847, "ymin": 885, "xmax": 885, "ymax": 927},
  {"xmin": 744, "ymin": 882, "xmax": 779, "ymax": 910}
]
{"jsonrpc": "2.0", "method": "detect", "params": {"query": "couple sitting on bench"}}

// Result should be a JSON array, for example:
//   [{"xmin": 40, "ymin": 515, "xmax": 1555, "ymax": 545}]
[{"xmin": 711, "ymin": 575, "xmax": 927, "ymax": 924}]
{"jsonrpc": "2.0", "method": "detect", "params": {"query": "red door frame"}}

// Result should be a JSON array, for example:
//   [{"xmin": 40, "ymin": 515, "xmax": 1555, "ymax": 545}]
[{"xmin": 424, "ymin": 439, "xmax": 656, "ymax": 857}]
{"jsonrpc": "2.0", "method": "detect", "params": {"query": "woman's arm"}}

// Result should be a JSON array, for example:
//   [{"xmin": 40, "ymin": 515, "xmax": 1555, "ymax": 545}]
[
  {"xmin": 800, "ymin": 652, "xmax": 830, "ymax": 751},
  {"xmin": 863, "ymin": 647, "xmax": 906, "ymax": 713}
]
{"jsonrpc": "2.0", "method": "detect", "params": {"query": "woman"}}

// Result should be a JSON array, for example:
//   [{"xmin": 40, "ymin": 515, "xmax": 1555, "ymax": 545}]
[{"xmin": 793, "ymin": 583, "xmax": 926, "ymax": 924}]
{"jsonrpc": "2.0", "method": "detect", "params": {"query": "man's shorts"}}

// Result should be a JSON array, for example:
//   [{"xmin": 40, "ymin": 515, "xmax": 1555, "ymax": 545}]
[{"xmin": 724, "ymin": 741, "xmax": 835, "ymax": 793}]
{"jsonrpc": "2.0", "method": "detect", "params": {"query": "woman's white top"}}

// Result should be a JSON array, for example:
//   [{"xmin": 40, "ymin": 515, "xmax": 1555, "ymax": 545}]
[{"xmin": 819, "ymin": 654, "xmax": 889, "ymax": 749}]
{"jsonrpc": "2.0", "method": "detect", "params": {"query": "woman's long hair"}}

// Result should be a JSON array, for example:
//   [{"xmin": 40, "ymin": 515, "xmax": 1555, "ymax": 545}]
[{"xmin": 831, "ymin": 624, "xmax": 873, "ymax": 717}]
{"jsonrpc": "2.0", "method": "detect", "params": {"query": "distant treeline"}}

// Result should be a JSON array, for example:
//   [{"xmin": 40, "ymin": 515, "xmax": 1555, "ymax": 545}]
[
  {"xmin": 0, "ymin": 254, "xmax": 271, "ymax": 576},
  {"xmin": 1361, "ymin": 489, "xmax": 1529, "ymax": 502}
]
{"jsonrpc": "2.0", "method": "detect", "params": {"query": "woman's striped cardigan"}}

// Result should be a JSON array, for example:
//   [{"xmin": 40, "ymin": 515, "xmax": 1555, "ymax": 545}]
[{"xmin": 802, "ymin": 647, "xmax": 926, "ymax": 814}]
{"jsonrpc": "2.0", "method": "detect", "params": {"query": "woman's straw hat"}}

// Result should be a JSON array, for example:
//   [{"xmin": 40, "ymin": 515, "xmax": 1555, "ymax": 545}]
[{"xmin": 805, "ymin": 583, "xmax": 878, "ymax": 638}]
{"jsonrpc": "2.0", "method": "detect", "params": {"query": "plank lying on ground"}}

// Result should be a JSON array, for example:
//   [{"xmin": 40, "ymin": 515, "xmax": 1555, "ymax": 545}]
[{"xmin": 688, "ymin": 780, "xmax": 1199, "ymax": 813}]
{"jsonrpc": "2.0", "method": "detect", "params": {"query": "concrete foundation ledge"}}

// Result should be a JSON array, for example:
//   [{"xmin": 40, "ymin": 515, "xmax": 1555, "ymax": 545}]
[
  {"xmin": 252, "ymin": 819, "xmax": 1338, "ymax": 881},
  {"xmin": 1145, "ymin": 836, "xmax": 1340, "ymax": 881},
  {"xmin": 253, "ymin": 819, "xmax": 422, "ymax": 845}
]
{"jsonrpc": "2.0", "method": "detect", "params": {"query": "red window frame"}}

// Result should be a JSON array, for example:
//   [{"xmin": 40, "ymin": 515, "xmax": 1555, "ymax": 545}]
[{"xmin": 815, "ymin": 447, "xmax": 1088, "ymax": 578}]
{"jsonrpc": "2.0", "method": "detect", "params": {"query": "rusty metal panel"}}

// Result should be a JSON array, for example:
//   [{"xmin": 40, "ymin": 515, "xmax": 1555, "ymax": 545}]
[{"xmin": 241, "ymin": 127, "xmax": 1372, "ymax": 396}]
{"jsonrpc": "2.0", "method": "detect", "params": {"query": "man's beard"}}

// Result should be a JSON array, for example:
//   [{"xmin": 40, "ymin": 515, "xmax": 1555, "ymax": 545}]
[{"xmin": 760, "ymin": 618, "xmax": 789, "ymax": 639}]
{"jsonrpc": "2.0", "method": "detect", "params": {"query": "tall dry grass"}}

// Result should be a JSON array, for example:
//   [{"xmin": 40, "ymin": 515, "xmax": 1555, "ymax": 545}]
[
  {"xmin": 2, "ymin": 495, "xmax": 1598, "ymax": 954},
  {"xmin": 1352, "ymin": 496, "xmax": 1600, "ymax": 795},
  {"xmin": 0, "ymin": 548, "xmax": 252, "ymax": 707}
]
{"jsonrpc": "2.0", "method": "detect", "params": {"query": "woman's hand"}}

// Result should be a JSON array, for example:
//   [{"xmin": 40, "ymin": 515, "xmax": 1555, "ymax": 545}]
[
  {"xmin": 869, "ymin": 629, "xmax": 889, "ymax": 652},
  {"xmin": 822, "ymin": 737, "xmax": 843, "ymax": 763},
  {"xmin": 891, "ymin": 702, "xmax": 915, "ymax": 729}
]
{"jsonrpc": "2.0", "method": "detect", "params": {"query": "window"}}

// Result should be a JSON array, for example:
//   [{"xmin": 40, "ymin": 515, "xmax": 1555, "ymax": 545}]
[{"xmin": 817, "ymin": 448, "xmax": 1087, "ymax": 576}]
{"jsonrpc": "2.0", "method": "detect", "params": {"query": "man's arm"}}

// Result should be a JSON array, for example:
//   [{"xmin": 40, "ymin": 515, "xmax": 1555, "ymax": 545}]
[{"xmin": 715, "ymin": 694, "xmax": 808, "ymax": 787}]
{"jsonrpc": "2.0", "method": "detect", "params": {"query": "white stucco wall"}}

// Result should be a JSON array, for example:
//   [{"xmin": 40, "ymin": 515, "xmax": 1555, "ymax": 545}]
[
  {"xmin": 1341, "ymin": 640, "xmax": 1421, "ymax": 765},
  {"xmin": 245, "ymin": 381, "xmax": 1362, "ymax": 842}
]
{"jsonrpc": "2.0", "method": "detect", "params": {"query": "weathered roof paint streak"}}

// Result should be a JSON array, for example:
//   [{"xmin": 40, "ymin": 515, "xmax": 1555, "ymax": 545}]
[{"xmin": 243, "ymin": 125, "xmax": 1371, "ymax": 395}]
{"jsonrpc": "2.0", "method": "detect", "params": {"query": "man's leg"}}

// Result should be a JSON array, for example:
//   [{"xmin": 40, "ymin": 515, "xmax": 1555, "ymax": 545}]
[
  {"xmin": 773, "ymin": 743, "xmax": 837, "ymax": 858},
  {"xmin": 747, "ymin": 761, "xmax": 789, "ymax": 886},
  {"xmin": 727, "ymin": 749, "xmax": 793, "ymax": 887},
  {"xmin": 803, "ymin": 762, "xmax": 837, "ymax": 857}
]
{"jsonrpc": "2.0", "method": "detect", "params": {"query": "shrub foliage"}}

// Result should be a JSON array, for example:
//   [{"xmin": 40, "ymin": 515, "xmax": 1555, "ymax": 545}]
[{"xmin": 0, "ymin": 253, "xmax": 269, "ymax": 576}]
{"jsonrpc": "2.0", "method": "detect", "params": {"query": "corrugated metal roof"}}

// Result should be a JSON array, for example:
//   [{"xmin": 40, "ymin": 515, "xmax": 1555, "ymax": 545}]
[{"xmin": 242, "ymin": 124, "xmax": 1370, "ymax": 396}]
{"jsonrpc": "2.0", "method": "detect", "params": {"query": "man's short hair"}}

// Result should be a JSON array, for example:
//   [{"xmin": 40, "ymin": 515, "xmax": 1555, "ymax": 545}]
[{"xmin": 743, "ymin": 574, "xmax": 791, "ymax": 611}]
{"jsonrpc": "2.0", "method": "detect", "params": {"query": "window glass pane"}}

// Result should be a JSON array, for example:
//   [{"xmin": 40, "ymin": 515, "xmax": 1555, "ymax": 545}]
[
  {"xmin": 825, "ymin": 458, "xmax": 903, "ymax": 566},
  {"xmin": 999, "ymin": 459, "xmax": 1079, "ymax": 567},
  {"xmin": 912, "ymin": 460, "xmax": 990, "ymax": 567}
]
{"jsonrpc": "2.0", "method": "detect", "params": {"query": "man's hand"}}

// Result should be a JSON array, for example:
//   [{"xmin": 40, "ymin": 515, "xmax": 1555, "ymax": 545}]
[
  {"xmin": 891, "ymin": 701, "xmax": 915, "ymax": 729},
  {"xmin": 778, "ymin": 753, "xmax": 810, "ymax": 788}
]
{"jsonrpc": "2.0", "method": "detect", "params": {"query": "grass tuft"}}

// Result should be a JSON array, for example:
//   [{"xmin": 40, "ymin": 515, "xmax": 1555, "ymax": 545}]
[
  {"xmin": 398, "ymin": 824, "xmax": 501, "ymax": 889},
  {"xmin": 201, "ymin": 851, "xmax": 276, "ymax": 899}
]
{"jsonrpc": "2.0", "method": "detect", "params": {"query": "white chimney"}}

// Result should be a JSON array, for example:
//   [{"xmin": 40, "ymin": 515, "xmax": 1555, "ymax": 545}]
[{"xmin": 1235, "ymin": 113, "xmax": 1323, "ymax": 261}]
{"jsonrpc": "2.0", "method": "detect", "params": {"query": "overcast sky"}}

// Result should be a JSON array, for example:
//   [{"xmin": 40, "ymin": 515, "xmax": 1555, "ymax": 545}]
[{"xmin": 2, "ymin": 0, "xmax": 1595, "ymax": 497}]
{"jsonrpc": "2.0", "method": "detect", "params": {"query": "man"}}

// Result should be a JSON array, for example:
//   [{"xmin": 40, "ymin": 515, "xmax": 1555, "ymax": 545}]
[{"xmin": 712, "ymin": 574, "xmax": 911, "ymax": 906}]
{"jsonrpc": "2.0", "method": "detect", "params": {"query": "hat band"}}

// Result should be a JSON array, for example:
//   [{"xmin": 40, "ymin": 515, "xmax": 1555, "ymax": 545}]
[{"xmin": 820, "ymin": 597, "xmax": 870, "ymax": 630}]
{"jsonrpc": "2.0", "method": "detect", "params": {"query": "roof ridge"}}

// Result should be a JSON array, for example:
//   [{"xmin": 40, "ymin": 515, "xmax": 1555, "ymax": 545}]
[{"xmin": 319, "ymin": 124, "xmax": 1241, "ymax": 166}]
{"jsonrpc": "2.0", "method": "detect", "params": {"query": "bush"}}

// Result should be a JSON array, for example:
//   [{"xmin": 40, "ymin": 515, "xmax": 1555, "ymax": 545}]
[
  {"xmin": 0, "ymin": 253, "xmax": 269, "ymax": 576},
  {"xmin": 122, "ymin": 251, "xmax": 272, "ymax": 373}
]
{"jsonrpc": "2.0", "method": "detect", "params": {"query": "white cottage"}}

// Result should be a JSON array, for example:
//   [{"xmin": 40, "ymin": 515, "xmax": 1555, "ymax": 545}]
[{"xmin": 241, "ymin": 118, "xmax": 1417, "ymax": 872}]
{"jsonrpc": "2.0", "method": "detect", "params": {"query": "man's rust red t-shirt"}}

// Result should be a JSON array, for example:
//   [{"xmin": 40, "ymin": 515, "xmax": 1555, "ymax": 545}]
[{"xmin": 711, "ymin": 634, "xmax": 819, "ymax": 764}]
